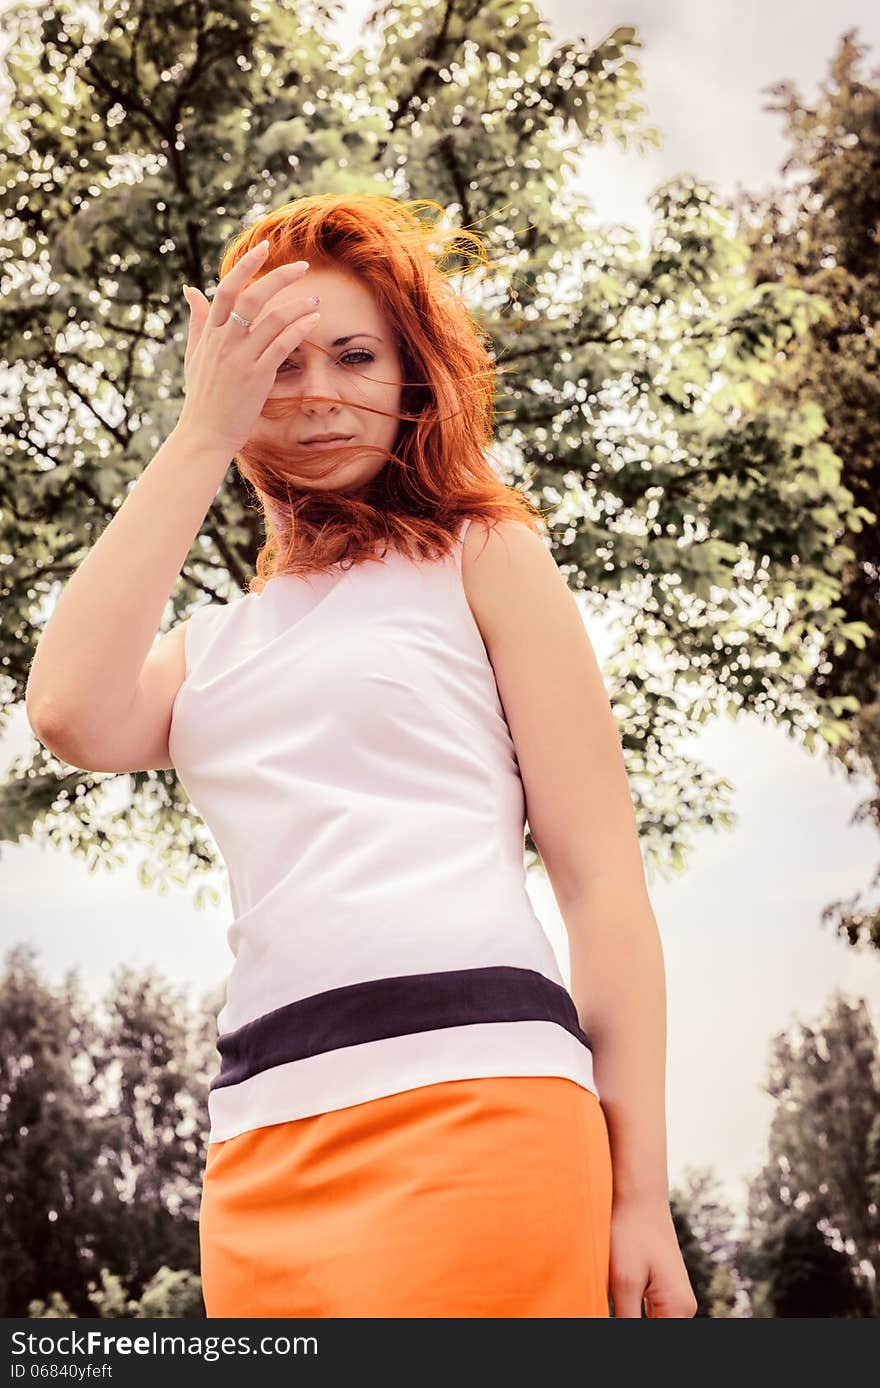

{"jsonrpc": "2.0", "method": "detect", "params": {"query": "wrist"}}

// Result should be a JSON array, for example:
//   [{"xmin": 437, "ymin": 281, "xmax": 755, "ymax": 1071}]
[
  {"xmin": 171, "ymin": 411, "xmax": 240, "ymax": 464},
  {"xmin": 612, "ymin": 1181, "xmax": 671, "ymax": 1210}
]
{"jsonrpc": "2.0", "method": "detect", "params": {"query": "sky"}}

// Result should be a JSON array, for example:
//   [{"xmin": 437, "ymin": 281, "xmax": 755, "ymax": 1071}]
[{"xmin": 4, "ymin": 2, "xmax": 880, "ymax": 1223}]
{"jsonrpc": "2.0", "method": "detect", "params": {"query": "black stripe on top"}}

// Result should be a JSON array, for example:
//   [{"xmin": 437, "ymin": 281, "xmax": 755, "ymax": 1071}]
[{"xmin": 210, "ymin": 965, "xmax": 591, "ymax": 1092}]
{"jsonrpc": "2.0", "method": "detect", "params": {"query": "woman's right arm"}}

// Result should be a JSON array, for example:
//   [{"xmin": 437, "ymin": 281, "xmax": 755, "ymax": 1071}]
[
  {"xmin": 25, "ymin": 240, "xmax": 321, "ymax": 773},
  {"xmin": 25, "ymin": 423, "xmax": 233, "ymax": 772}
]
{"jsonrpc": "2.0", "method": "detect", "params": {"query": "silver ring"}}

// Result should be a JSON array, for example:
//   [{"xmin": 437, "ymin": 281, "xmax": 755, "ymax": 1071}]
[{"xmin": 228, "ymin": 309, "xmax": 252, "ymax": 329}]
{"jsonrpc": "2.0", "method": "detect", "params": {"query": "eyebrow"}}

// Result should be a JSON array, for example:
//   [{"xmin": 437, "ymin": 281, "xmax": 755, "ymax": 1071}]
[{"xmin": 292, "ymin": 332, "xmax": 382, "ymax": 349}]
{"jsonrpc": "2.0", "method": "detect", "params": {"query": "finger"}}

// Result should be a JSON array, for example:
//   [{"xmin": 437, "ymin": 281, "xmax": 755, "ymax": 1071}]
[
  {"xmin": 208, "ymin": 240, "xmax": 271, "ymax": 328},
  {"xmin": 209, "ymin": 259, "xmax": 311, "ymax": 345},
  {"xmin": 232, "ymin": 259, "xmax": 311, "ymax": 331},
  {"xmin": 609, "ymin": 1284, "xmax": 646, "ymax": 1317},
  {"xmin": 182, "ymin": 285, "xmax": 211, "ymax": 372},
  {"xmin": 183, "ymin": 284, "xmax": 209, "ymax": 328},
  {"xmin": 646, "ymin": 1292, "xmax": 697, "ymax": 1317},
  {"xmin": 258, "ymin": 305, "xmax": 322, "ymax": 369}
]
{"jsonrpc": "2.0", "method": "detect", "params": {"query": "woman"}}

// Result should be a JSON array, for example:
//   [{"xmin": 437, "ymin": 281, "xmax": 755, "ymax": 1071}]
[{"xmin": 26, "ymin": 193, "xmax": 697, "ymax": 1319}]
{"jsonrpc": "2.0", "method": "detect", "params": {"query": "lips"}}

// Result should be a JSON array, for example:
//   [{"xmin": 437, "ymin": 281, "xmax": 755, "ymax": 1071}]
[{"xmin": 301, "ymin": 434, "xmax": 353, "ymax": 444}]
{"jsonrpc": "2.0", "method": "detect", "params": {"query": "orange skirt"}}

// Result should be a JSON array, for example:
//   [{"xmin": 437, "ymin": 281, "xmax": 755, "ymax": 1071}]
[{"xmin": 198, "ymin": 1075, "xmax": 613, "ymax": 1318}]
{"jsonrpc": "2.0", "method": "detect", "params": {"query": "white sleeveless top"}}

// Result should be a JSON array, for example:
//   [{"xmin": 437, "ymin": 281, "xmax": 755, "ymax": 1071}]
[{"xmin": 169, "ymin": 518, "xmax": 597, "ymax": 1142}]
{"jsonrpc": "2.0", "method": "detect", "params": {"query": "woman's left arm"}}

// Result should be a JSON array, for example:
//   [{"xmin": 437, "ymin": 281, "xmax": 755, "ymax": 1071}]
[{"xmin": 461, "ymin": 518, "xmax": 698, "ymax": 1319}]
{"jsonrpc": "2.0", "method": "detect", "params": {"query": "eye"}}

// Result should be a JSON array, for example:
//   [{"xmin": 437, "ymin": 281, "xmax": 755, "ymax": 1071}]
[{"xmin": 276, "ymin": 349, "xmax": 374, "ymax": 374}]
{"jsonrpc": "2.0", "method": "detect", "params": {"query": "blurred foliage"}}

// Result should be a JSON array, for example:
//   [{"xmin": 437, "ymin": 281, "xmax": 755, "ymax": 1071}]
[
  {"xmin": 746, "ymin": 1207, "xmax": 873, "ymax": 1317},
  {"xmin": 0, "ymin": 941, "xmax": 220, "ymax": 1316},
  {"xmin": 740, "ymin": 993, "xmax": 880, "ymax": 1316},
  {"xmin": 0, "ymin": 1, "xmax": 873, "ymax": 903},
  {"xmin": 672, "ymin": 1167, "xmax": 748, "ymax": 1316},
  {"xmin": 28, "ymin": 1265, "xmax": 205, "ymax": 1319},
  {"xmin": 736, "ymin": 30, "xmax": 880, "ymax": 950}
]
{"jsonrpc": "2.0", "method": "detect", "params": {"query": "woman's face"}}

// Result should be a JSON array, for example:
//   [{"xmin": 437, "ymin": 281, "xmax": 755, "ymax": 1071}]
[{"xmin": 248, "ymin": 263, "xmax": 405, "ymax": 498}]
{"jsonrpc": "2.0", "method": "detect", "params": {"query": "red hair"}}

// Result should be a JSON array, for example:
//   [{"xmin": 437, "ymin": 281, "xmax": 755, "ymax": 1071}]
[{"xmin": 218, "ymin": 193, "xmax": 546, "ymax": 589}]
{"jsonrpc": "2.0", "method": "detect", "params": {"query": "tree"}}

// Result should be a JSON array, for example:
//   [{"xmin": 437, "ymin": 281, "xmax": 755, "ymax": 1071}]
[
  {"xmin": 673, "ymin": 1166, "xmax": 747, "ymax": 1316},
  {"xmin": 735, "ymin": 30, "xmax": 880, "ymax": 950},
  {"xmin": 0, "ymin": 942, "xmax": 216, "ymax": 1316},
  {"xmin": 0, "ymin": 944, "xmax": 108, "ymax": 1315},
  {"xmin": 85, "ymin": 965, "xmax": 216, "ymax": 1293},
  {"xmin": 1, "ymin": 1, "xmax": 870, "ymax": 899},
  {"xmin": 748, "ymin": 1208, "xmax": 872, "ymax": 1318},
  {"xmin": 29, "ymin": 1265, "xmax": 205, "ymax": 1319},
  {"xmin": 741, "ymin": 993, "xmax": 880, "ymax": 1315}
]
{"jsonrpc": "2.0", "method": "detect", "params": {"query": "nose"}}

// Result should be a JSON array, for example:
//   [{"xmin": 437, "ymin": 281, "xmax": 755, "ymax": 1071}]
[{"xmin": 288, "ymin": 350, "xmax": 346, "ymax": 403}]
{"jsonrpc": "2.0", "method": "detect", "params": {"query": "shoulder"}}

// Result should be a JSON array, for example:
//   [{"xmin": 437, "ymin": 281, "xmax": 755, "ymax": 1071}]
[
  {"xmin": 176, "ymin": 591, "xmax": 253, "ymax": 667},
  {"xmin": 461, "ymin": 518, "xmax": 574, "ymax": 649}
]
